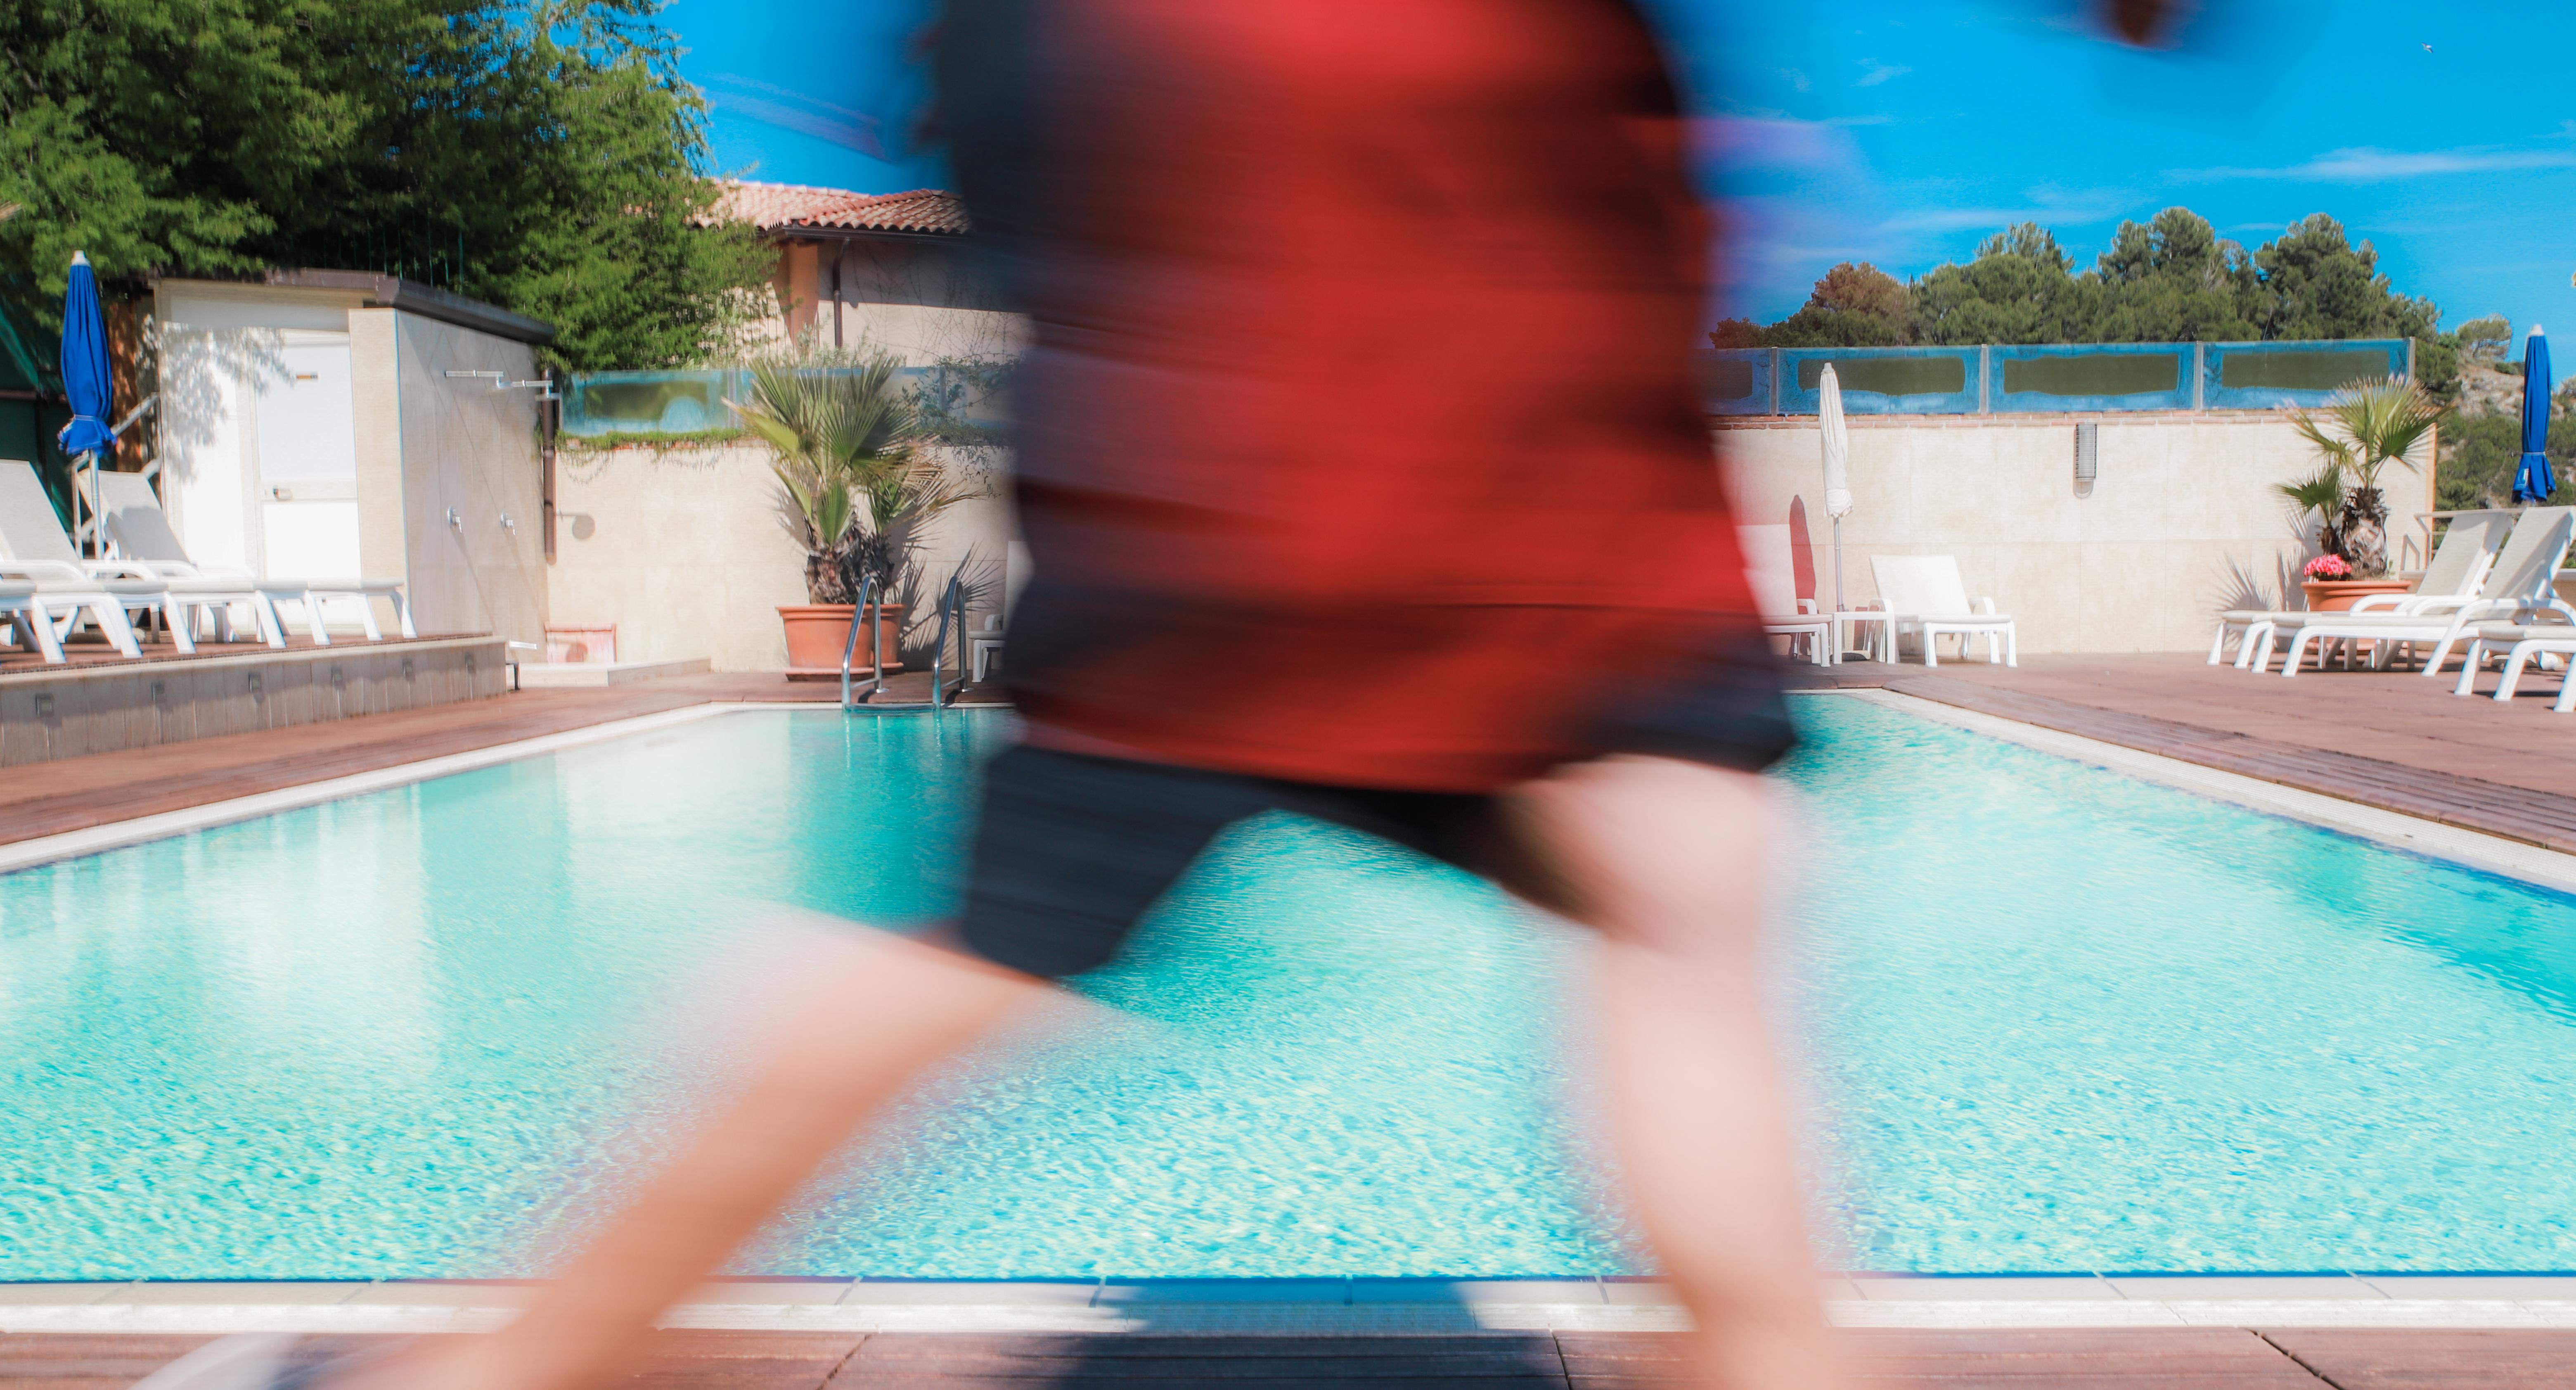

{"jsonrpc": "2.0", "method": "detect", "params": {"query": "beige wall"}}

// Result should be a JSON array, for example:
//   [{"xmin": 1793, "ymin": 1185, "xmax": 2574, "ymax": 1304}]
[
  {"xmin": 1719, "ymin": 411, "xmax": 2439, "ymax": 654},
  {"xmin": 755, "ymin": 237, "xmax": 1026, "ymax": 367},
  {"xmin": 390, "ymin": 315, "xmax": 547, "ymax": 643},
  {"xmin": 549, "ymin": 441, "xmax": 1012, "ymax": 672}
]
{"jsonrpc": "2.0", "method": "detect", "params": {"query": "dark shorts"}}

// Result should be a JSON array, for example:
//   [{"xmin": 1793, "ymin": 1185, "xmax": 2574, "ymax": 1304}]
[{"xmin": 956, "ymin": 627, "xmax": 1795, "ymax": 979}]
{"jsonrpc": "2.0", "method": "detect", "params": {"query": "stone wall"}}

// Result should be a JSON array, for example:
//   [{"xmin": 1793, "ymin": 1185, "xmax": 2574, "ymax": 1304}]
[{"xmin": 0, "ymin": 637, "xmax": 506, "ymax": 766}]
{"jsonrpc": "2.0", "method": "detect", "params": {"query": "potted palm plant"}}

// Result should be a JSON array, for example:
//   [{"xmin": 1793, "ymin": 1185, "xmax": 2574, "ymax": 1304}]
[
  {"xmin": 2283, "ymin": 377, "xmax": 2441, "ymax": 610},
  {"xmin": 733, "ymin": 356, "xmax": 974, "ymax": 676}
]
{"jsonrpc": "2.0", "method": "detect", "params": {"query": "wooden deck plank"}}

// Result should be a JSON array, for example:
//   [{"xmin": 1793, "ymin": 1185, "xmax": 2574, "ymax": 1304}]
[
  {"xmin": 0, "ymin": 671, "xmax": 1003, "ymax": 849},
  {"xmin": 2256, "ymin": 1329, "xmax": 2576, "ymax": 1389},
  {"xmin": 1561, "ymin": 1329, "xmax": 2328, "ymax": 1388},
  {"xmin": 54, "ymin": 1329, "xmax": 2576, "ymax": 1390},
  {"xmin": 1873, "ymin": 656, "xmax": 2576, "ymax": 856}
]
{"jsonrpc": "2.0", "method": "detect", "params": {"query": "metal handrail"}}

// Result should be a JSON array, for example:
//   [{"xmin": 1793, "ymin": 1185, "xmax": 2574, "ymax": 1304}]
[
  {"xmin": 928, "ymin": 574, "xmax": 967, "ymax": 709},
  {"xmin": 838, "ymin": 574, "xmax": 883, "ymax": 709}
]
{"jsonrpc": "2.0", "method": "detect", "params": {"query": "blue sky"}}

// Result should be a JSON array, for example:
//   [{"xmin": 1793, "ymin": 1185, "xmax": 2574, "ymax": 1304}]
[{"xmin": 665, "ymin": 0, "xmax": 2575, "ymax": 335}]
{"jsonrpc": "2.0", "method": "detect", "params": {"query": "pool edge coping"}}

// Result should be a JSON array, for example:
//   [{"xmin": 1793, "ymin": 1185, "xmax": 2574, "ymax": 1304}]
[
  {"xmin": 0, "ymin": 702, "xmax": 763, "ymax": 875},
  {"xmin": 7, "ymin": 1276, "xmax": 2576, "ymax": 1333},
  {"xmin": 1835, "ymin": 686, "xmax": 2576, "ymax": 894}
]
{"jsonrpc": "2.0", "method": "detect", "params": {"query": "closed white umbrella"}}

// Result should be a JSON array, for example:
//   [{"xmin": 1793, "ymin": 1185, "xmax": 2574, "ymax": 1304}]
[{"xmin": 1818, "ymin": 363, "xmax": 1852, "ymax": 616}]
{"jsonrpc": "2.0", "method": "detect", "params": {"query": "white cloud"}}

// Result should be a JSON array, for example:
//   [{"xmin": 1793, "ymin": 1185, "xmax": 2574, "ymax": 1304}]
[
  {"xmin": 1781, "ymin": 67, "xmax": 1811, "ymax": 92},
  {"xmin": 2177, "ymin": 144, "xmax": 2576, "ymax": 182},
  {"xmin": 1856, "ymin": 61, "xmax": 1911, "ymax": 87},
  {"xmin": 1880, "ymin": 184, "xmax": 2133, "ymax": 234},
  {"xmin": 703, "ymin": 74, "xmax": 885, "ymax": 157}
]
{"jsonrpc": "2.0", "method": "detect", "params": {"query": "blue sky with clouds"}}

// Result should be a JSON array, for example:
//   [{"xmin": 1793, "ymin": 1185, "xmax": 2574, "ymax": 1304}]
[{"xmin": 666, "ymin": 0, "xmax": 2575, "ymax": 335}]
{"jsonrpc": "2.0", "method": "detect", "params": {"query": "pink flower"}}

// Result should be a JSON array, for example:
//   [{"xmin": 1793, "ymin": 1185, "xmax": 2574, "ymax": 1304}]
[{"xmin": 2303, "ymin": 555, "xmax": 2353, "ymax": 581}]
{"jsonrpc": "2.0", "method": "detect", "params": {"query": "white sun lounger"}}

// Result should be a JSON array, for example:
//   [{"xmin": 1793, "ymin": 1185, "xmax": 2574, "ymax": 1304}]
[
  {"xmin": 2450, "ymin": 616, "xmax": 2576, "ymax": 710},
  {"xmin": 1740, "ymin": 523, "xmax": 1833, "ymax": 666},
  {"xmin": 95, "ymin": 471, "xmax": 413, "ymax": 643},
  {"xmin": 2255, "ymin": 507, "xmax": 2576, "ymax": 678},
  {"xmin": 2209, "ymin": 509, "xmax": 2514, "ymax": 667},
  {"xmin": 1869, "ymin": 554, "xmax": 2015, "ymax": 667},
  {"xmin": 0, "ymin": 578, "xmax": 68, "ymax": 662},
  {"xmin": 0, "ymin": 460, "xmax": 168, "ymax": 659}
]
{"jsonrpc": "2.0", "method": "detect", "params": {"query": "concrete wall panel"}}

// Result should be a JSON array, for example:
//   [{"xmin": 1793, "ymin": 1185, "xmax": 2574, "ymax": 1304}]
[
  {"xmin": 548, "ymin": 442, "xmax": 1012, "ymax": 673},
  {"xmin": 1718, "ymin": 412, "xmax": 2434, "ymax": 654}
]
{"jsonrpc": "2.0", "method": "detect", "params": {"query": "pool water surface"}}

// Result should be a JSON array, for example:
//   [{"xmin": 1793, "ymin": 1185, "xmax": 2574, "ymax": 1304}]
[{"xmin": 2, "ymin": 698, "xmax": 2574, "ymax": 1279}]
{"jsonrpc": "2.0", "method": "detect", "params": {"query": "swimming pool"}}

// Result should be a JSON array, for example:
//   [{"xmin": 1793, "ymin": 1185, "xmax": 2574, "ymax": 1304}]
[{"xmin": 2, "ymin": 697, "xmax": 2574, "ymax": 1280}]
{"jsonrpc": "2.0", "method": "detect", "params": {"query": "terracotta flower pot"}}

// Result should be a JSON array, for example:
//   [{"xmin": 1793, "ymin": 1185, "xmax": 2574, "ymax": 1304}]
[
  {"xmin": 2299, "ymin": 579, "xmax": 2412, "ymax": 612},
  {"xmin": 779, "ymin": 603, "xmax": 906, "ymax": 680}
]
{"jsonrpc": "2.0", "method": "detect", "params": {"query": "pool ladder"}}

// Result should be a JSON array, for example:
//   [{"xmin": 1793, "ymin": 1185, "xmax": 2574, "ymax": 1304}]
[
  {"xmin": 839, "ymin": 573, "xmax": 971, "ymax": 712},
  {"xmin": 838, "ymin": 575, "xmax": 886, "ymax": 709}
]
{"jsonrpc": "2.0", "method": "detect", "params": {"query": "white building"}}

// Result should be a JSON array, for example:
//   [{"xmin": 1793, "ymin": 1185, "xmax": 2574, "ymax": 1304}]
[{"xmin": 152, "ymin": 271, "xmax": 555, "ymax": 643}]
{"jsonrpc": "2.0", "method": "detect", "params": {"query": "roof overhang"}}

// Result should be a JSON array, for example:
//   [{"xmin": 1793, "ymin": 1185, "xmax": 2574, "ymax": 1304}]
[
  {"xmin": 765, "ymin": 226, "xmax": 965, "ymax": 245},
  {"xmin": 262, "ymin": 269, "xmax": 557, "ymax": 345}
]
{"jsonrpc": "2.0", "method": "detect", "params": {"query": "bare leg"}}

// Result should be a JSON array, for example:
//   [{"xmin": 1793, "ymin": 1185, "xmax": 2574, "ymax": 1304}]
[
  {"xmin": 369, "ymin": 930, "xmax": 1049, "ymax": 1390},
  {"xmin": 1509, "ymin": 756, "xmax": 1842, "ymax": 1390}
]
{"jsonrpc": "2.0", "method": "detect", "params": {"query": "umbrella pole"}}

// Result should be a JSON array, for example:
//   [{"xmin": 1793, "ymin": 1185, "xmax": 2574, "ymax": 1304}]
[
  {"xmin": 81, "ymin": 451, "xmax": 99, "ymax": 557},
  {"xmin": 1833, "ymin": 515, "xmax": 1852, "ymax": 661},
  {"xmin": 1832, "ymin": 516, "xmax": 1845, "ymax": 615}
]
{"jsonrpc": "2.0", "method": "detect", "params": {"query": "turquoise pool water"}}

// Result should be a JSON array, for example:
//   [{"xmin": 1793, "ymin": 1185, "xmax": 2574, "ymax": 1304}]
[{"xmin": 3, "ymin": 698, "xmax": 2574, "ymax": 1279}]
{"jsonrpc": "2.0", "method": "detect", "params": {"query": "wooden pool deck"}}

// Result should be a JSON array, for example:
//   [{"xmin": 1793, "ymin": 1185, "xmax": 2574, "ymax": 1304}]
[
  {"xmin": 8, "ymin": 1327, "xmax": 2570, "ymax": 1389},
  {"xmin": 0, "ymin": 669, "xmax": 1002, "ymax": 848},
  {"xmin": 1823, "ymin": 653, "xmax": 2576, "ymax": 857},
  {"xmin": 10, "ymin": 650, "xmax": 2576, "ymax": 856}
]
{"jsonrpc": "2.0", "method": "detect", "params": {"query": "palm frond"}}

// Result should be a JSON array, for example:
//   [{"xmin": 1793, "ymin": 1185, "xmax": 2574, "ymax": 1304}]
[
  {"xmin": 730, "ymin": 350, "xmax": 929, "ymax": 600},
  {"xmin": 2273, "ymin": 466, "xmax": 2346, "ymax": 518}
]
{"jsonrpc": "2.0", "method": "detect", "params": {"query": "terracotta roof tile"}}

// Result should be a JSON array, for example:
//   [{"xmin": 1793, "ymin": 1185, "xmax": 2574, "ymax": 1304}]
[{"xmin": 715, "ymin": 181, "xmax": 968, "ymax": 237}]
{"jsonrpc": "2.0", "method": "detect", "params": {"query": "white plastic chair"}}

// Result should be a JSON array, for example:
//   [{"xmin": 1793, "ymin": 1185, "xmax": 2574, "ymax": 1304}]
[
  {"xmin": 1739, "ymin": 523, "xmax": 1833, "ymax": 666},
  {"xmin": 1868, "ymin": 554, "xmax": 2016, "ymax": 667}
]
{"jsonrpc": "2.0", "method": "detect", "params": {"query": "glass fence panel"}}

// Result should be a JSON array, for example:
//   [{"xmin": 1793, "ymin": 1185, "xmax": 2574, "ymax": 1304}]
[
  {"xmin": 562, "ymin": 365, "xmax": 1008, "ymax": 440},
  {"xmin": 2204, "ymin": 339, "xmax": 2409, "ymax": 409},
  {"xmin": 1992, "ymin": 345, "xmax": 2190, "ymax": 412},
  {"xmin": 1699, "ymin": 350, "xmax": 1774, "ymax": 415},
  {"xmin": 561, "ymin": 369, "xmax": 743, "ymax": 437},
  {"xmin": 1778, "ymin": 348, "xmax": 1978, "ymax": 415}
]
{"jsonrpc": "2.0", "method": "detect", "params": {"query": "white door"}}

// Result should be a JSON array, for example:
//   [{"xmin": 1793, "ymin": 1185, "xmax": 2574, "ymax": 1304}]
[{"xmin": 252, "ymin": 344, "xmax": 366, "ymax": 619}]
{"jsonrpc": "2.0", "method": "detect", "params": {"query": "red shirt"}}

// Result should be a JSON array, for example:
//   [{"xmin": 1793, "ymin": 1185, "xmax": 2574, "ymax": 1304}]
[{"xmin": 986, "ymin": 0, "xmax": 1757, "ymax": 792}]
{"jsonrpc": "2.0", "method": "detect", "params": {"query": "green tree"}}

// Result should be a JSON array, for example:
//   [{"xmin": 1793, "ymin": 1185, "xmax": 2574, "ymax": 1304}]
[
  {"xmin": 2088, "ymin": 208, "xmax": 2260, "ymax": 343},
  {"xmin": 1908, "ymin": 223, "xmax": 2098, "ymax": 345},
  {"xmin": 0, "ymin": 0, "xmax": 772, "ymax": 369},
  {"xmin": 1743, "ymin": 209, "xmax": 2458, "ymax": 402},
  {"xmin": 1761, "ymin": 261, "xmax": 1912, "ymax": 347},
  {"xmin": 2248, "ymin": 215, "xmax": 2452, "ymax": 398},
  {"xmin": 2456, "ymin": 313, "xmax": 2512, "ymax": 365},
  {"xmin": 2436, "ymin": 389, "xmax": 2576, "ymax": 510}
]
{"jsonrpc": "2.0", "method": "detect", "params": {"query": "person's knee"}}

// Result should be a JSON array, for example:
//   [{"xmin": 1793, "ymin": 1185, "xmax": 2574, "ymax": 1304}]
[{"xmin": 1501, "ymin": 755, "xmax": 1774, "ymax": 954}]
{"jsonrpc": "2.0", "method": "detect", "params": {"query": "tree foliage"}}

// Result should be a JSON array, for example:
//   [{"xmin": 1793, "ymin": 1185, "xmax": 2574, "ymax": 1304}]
[
  {"xmin": 2455, "ymin": 313, "xmax": 2511, "ymax": 364},
  {"xmin": 2434, "ymin": 392, "xmax": 2576, "ymax": 511},
  {"xmin": 1757, "ymin": 261, "xmax": 1911, "ymax": 347},
  {"xmin": 0, "ymin": 0, "xmax": 773, "ymax": 369},
  {"xmin": 1720, "ymin": 209, "xmax": 2457, "ymax": 398},
  {"xmin": 1912, "ymin": 223, "xmax": 2094, "ymax": 346}
]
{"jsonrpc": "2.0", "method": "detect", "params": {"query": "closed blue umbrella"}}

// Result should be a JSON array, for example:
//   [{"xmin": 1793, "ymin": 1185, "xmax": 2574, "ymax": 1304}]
[
  {"xmin": 57, "ymin": 251, "xmax": 114, "ymax": 457},
  {"xmin": 2515, "ymin": 325, "xmax": 2554, "ymax": 503},
  {"xmin": 55, "ymin": 251, "xmax": 114, "ymax": 555}
]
